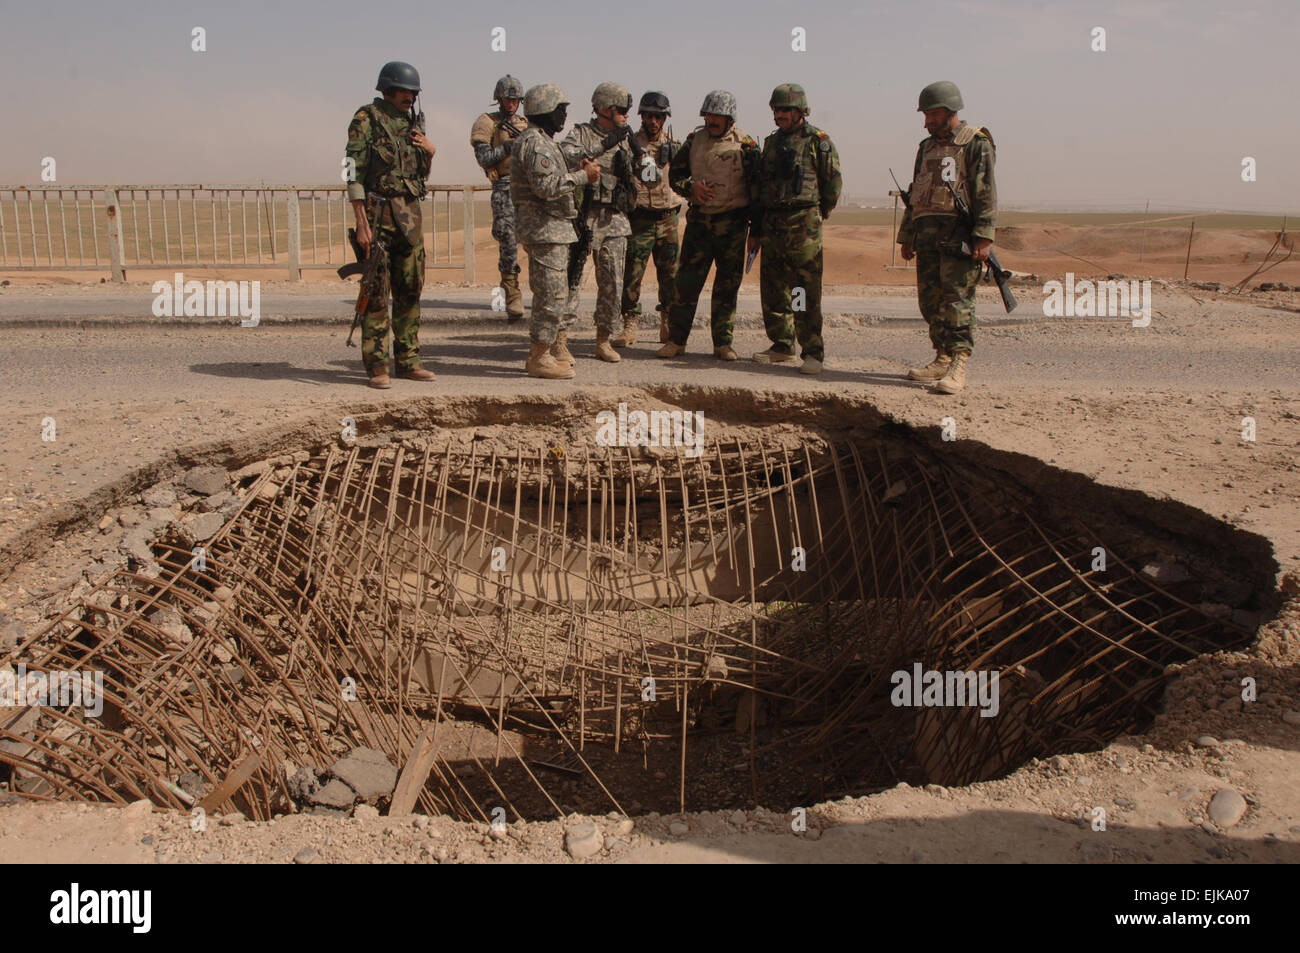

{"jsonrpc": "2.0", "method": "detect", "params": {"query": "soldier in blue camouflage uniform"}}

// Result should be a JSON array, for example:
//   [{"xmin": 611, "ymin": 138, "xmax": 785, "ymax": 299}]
[
  {"xmin": 510, "ymin": 84, "xmax": 601, "ymax": 379},
  {"xmin": 618, "ymin": 91, "xmax": 683, "ymax": 347},
  {"xmin": 657, "ymin": 91, "xmax": 760, "ymax": 361},
  {"xmin": 345, "ymin": 61, "xmax": 436, "ymax": 388},
  {"xmin": 749, "ymin": 83, "xmax": 842, "ymax": 376},
  {"xmin": 471, "ymin": 75, "xmax": 529, "ymax": 321},
  {"xmin": 897, "ymin": 81, "xmax": 998, "ymax": 395}
]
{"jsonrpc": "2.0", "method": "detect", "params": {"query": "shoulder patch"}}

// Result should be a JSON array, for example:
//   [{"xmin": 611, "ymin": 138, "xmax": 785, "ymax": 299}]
[
  {"xmin": 539, "ymin": 156, "xmax": 552, "ymax": 169},
  {"xmin": 818, "ymin": 139, "xmax": 832, "ymax": 152},
  {"xmin": 817, "ymin": 130, "xmax": 828, "ymax": 139},
  {"xmin": 353, "ymin": 110, "xmax": 367, "ymax": 121}
]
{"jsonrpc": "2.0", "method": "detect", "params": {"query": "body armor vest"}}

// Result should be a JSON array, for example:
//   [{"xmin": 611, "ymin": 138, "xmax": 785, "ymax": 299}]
[
  {"xmin": 361, "ymin": 101, "xmax": 427, "ymax": 200},
  {"xmin": 910, "ymin": 122, "xmax": 983, "ymax": 219},
  {"xmin": 689, "ymin": 126, "xmax": 750, "ymax": 213},
  {"xmin": 471, "ymin": 111, "xmax": 528, "ymax": 182}
]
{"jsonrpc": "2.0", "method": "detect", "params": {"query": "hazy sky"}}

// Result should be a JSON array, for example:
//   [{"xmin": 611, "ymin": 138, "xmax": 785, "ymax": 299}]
[{"xmin": 1, "ymin": 0, "xmax": 1294, "ymax": 211}]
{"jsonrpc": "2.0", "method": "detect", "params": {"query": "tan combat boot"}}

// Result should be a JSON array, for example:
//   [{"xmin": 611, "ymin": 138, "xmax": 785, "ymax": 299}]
[
  {"xmin": 907, "ymin": 349, "xmax": 952, "ymax": 381},
  {"xmin": 550, "ymin": 329, "xmax": 575, "ymax": 367},
  {"xmin": 658, "ymin": 312, "xmax": 670, "ymax": 342},
  {"xmin": 934, "ymin": 352, "xmax": 969, "ymax": 394},
  {"xmin": 501, "ymin": 271, "xmax": 524, "ymax": 321},
  {"xmin": 752, "ymin": 346, "xmax": 796, "ymax": 364},
  {"xmin": 397, "ymin": 367, "xmax": 435, "ymax": 381},
  {"xmin": 612, "ymin": 318, "xmax": 637, "ymax": 347},
  {"xmin": 657, "ymin": 341, "xmax": 685, "ymax": 357},
  {"xmin": 714, "ymin": 345, "xmax": 737, "ymax": 361},
  {"xmin": 368, "ymin": 372, "xmax": 392, "ymax": 390},
  {"xmin": 595, "ymin": 329, "xmax": 621, "ymax": 362},
  {"xmin": 526, "ymin": 341, "xmax": 575, "ymax": 379}
]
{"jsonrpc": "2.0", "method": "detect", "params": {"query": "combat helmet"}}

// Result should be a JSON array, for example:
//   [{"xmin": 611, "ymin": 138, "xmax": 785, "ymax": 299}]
[
  {"xmin": 917, "ymin": 81, "xmax": 964, "ymax": 112},
  {"xmin": 699, "ymin": 90, "xmax": 737, "ymax": 119},
  {"xmin": 769, "ymin": 83, "xmax": 810, "ymax": 115},
  {"xmin": 592, "ymin": 82, "xmax": 633, "ymax": 113},
  {"xmin": 524, "ymin": 84, "xmax": 569, "ymax": 117},
  {"xmin": 493, "ymin": 75, "xmax": 525, "ymax": 101},
  {"xmin": 638, "ymin": 91, "xmax": 671, "ymax": 116},
  {"xmin": 376, "ymin": 61, "xmax": 421, "ymax": 93}
]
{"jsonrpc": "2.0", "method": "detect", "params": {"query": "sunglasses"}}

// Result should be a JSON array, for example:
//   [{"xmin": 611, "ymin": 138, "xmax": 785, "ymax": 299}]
[{"xmin": 612, "ymin": 105, "xmax": 630, "ymax": 115}]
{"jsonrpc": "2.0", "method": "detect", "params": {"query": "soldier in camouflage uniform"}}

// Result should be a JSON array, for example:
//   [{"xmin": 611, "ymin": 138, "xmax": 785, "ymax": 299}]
[
  {"xmin": 560, "ymin": 82, "xmax": 639, "ymax": 363},
  {"xmin": 749, "ymin": 83, "xmax": 842, "ymax": 376},
  {"xmin": 471, "ymin": 75, "xmax": 530, "ymax": 321},
  {"xmin": 345, "ymin": 61, "xmax": 436, "ymax": 389},
  {"xmin": 619, "ymin": 91, "xmax": 683, "ymax": 347},
  {"xmin": 657, "ymin": 91, "xmax": 760, "ymax": 362},
  {"xmin": 897, "ymin": 81, "xmax": 998, "ymax": 395},
  {"xmin": 510, "ymin": 84, "xmax": 601, "ymax": 379}
]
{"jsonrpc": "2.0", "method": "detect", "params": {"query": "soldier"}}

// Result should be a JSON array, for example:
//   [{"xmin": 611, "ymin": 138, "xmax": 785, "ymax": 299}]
[
  {"xmin": 510, "ymin": 84, "xmax": 601, "ymax": 379},
  {"xmin": 559, "ymin": 83, "xmax": 639, "ymax": 363},
  {"xmin": 749, "ymin": 83, "xmax": 842, "ymax": 376},
  {"xmin": 345, "ymin": 61, "xmax": 437, "ymax": 389},
  {"xmin": 657, "ymin": 90, "xmax": 759, "ymax": 362},
  {"xmin": 470, "ymin": 75, "xmax": 530, "ymax": 321},
  {"xmin": 619, "ymin": 91, "xmax": 684, "ymax": 347},
  {"xmin": 896, "ymin": 81, "xmax": 997, "ymax": 395}
]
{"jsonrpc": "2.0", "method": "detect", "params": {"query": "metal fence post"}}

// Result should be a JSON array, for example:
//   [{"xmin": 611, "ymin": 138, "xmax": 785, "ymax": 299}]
[
  {"xmin": 462, "ymin": 186, "xmax": 475, "ymax": 283},
  {"xmin": 287, "ymin": 191, "xmax": 302, "ymax": 280},
  {"xmin": 105, "ymin": 188, "xmax": 127, "ymax": 282}
]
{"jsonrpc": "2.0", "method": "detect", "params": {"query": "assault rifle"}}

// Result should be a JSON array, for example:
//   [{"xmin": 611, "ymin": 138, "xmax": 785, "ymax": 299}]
[
  {"xmin": 944, "ymin": 181, "xmax": 1017, "ymax": 313},
  {"xmin": 888, "ymin": 168, "xmax": 1016, "ymax": 313},
  {"xmin": 338, "ymin": 228, "xmax": 389, "ymax": 346},
  {"xmin": 568, "ymin": 181, "xmax": 593, "ymax": 293}
]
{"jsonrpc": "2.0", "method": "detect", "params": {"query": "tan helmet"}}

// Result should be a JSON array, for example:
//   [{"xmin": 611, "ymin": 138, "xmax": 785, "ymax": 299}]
[
  {"xmin": 524, "ymin": 83, "xmax": 569, "ymax": 117},
  {"xmin": 591, "ymin": 82, "xmax": 633, "ymax": 113}
]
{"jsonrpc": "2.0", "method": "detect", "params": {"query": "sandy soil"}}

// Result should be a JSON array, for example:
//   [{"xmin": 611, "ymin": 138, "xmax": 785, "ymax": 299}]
[{"xmin": 1, "ymin": 235, "xmax": 1298, "ymax": 863}]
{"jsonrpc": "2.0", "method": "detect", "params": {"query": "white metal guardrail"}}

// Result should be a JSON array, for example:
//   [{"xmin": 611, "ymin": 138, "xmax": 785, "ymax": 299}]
[{"xmin": 0, "ymin": 184, "xmax": 487, "ymax": 281}]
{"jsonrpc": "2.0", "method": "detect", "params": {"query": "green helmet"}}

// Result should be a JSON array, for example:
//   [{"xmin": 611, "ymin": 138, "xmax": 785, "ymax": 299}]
[
  {"xmin": 769, "ymin": 83, "xmax": 809, "ymax": 114},
  {"xmin": 592, "ymin": 82, "xmax": 632, "ymax": 113},
  {"xmin": 524, "ymin": 83, "xmax": 569, "ymax": 117},
  {"xmin": 917, "ymin": 81, "xmax": 963, "ymax": 112},
  {"xmin": 493, "ymin": 75, "xmax": 525, "ymax": 101},
  {"xmin": 376, "ymin": 61, "xmax": 421, "ymax": 93}
]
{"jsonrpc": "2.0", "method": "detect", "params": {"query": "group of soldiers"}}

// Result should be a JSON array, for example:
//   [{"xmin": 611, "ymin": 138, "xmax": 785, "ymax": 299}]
[{"xmin": 345, "ymin": 64, "xmax": 997, "ymax": 395}]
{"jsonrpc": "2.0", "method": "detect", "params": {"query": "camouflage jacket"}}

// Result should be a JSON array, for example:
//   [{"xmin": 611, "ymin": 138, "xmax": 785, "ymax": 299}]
[
  {"xmin": 753, "ymin": 121, "xmax": 842, "ymax": 236},
  {"xmin": 897, "ymin": 121, "xmax": 997, "ymax": 245},
  {"xmin": 345, "ymin": 98, "xmax": 432, "ymax": 202},
  {"xmin": 509, "ymin": 124, "xmax": 589, "ymax": 244}
]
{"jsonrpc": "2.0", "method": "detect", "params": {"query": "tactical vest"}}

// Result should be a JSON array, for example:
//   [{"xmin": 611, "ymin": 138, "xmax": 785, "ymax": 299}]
[
  {"xmin": 760, "ymin": 124, "xmax": 827, "ymax": 209},
  {"xmin": 688, "ymin": 126, "xmax": 750, "ymax": 214},
  {"xmin": 361, "ymin": 100, "xmax": 427, "ymax": 199},
  {"xmin": 471, "ymin": 110, "xmax": 528, "ymax": 182},
  {"xmin": 909, "ymin": 122, "xmax": 988, "ymax": 219},
  {"xmin": 631, "ymin": 128, "xmax": 684, "ymax": 210}
]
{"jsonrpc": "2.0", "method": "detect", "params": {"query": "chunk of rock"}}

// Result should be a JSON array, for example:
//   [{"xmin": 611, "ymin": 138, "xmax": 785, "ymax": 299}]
[
  {"xmin": 187, "ymin": 512, "xmax": 226, "ymax": 542},
  {"xmin": 352, "ymin": 803, "xmax": 380, "ymax": 820},
  {"xmin": 1281, "ymin": 711, "xmax": 1300, "ymax": 726},
  {"xmin": 1207, "ymin": 789, "xmax": 1248, "ymax": 828},
  {"xmin": 141, "ymin": 486, "xmax": 177, "ymax": 508},
  {"xmin": 286, "ymin": 765, "xmax": 321, "ymax": 802},
  {"xmin": 183, "ymin": 466, "xmax": 229, "ymax": 496},
  {"xmin": 1195, "ymin": 735, "xmax": 1220, "ymax": 749},
  {"xmin": 309, "ymin": 779, "xmax": 356, "ymax": 810},
  {"xmin": 1141, "ymin": 561, "xmax": 1191, "ymax": 584},
  {"xmin": 328, "ymin": 747, "xmax": 398, "ymax": 800},
  {"xmin": 669, "ymin": 820, "xmax": 690, "ymax": 836},
  {"xmin": 564, "ymin": 822, "xmax": 602, "ymax": 860},
  {"xmin": 293, "ymin": 847, "xmax": 321, "ymax": 865}
]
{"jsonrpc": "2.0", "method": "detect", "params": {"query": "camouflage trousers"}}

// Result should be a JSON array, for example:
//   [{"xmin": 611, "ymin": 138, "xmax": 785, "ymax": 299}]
[
  {"xmin": 912, "ymin": 217, "xmax": 980, "ymax": 356},
  {"xmin": 565, "ymin": 232, "xmax": 627, "ymax": 334},
  {"xmin": 666, "ymin": 208, "xmax": 748, "ymax": 347},
  {"xmin": 621, "ymin": 207, "xmax": 680, "ymax": 322},
  {"xmin": 523, "ymin": 241, "xmax": 572, "ymax": 345},
  {"xmin": 490, "ymin": 179, "xmax": 519, "ymax": 275},
  {"xmin": 361, "ymin": 194, "xmax": 426, "ymax": 376},
  {"xmin": 759, "ymin": 206, "xmax": 824, "ymax": 361}
]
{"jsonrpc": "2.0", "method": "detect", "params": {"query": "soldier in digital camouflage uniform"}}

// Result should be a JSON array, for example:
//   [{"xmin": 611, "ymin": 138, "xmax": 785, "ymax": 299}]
[
  {"xmin": 510, "ymin": 84, "xmax": 601, "ymax": 379},
  {"xmin": 345, "ymin": 61, "xmax": 436, "ymax": 389},
  {"xmin": 897, "ymin": 80, "xmax": 998, "ymax": 394},
  {"xmin": 749, "ymin": 83, "xmax": 842, "ymax": 376},
  {"xmin": 559, "ymin": 82, "xmax": 639, "ymax": 363},
  {"xmin": 471, "ymin": 75, "xmax": 530, "ymax": 321},
  {"xmin": 619, "ymin": 91, "xmax": 683, "ymax": 347},
  {"xmin": 657, "ymin": 90, "xmax": 760, "ymax": 362}
]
